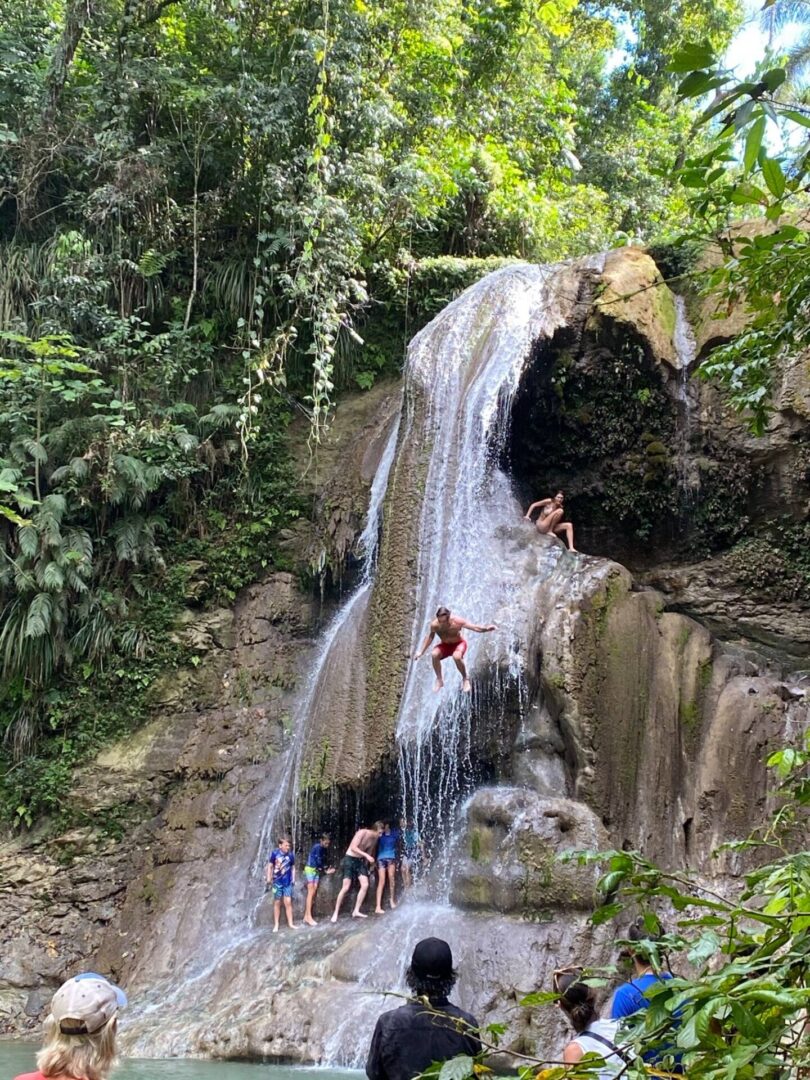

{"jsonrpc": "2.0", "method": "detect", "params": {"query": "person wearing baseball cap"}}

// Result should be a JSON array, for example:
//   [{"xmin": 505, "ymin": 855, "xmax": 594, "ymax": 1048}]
[
  {"xmin": 366, "ymin": 937, "xmax": 480, "ymax": 1080},
  {"xmin": 14, "ymin": 972, "xmax": 127, "ymax": 1080}
]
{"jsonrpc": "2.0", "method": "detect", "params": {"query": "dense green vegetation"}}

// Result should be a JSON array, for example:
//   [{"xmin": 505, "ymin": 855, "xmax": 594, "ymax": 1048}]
[
  {"xmin": 0, "ymin": 0, "xmax": 748, "ymax": 828},
  {"xmin": 668, "ymin": 38, "xmax": 810, "ymax": 432}
]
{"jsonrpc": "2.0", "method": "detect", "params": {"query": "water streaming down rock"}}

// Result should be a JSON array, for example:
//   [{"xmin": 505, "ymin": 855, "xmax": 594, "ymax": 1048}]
[
  {"xmin": 120, "ymin": 257, "xmax": 613, "ymax": 1058},
  {"xmin": 253, "ymin": 414, "xmax": 400, "ymax": 873},
  {"xmin": 120, "ymin": 417, "xmax": 400, "ymax": 1054},
  {"xmin": 393, "ymin": 258, "xmax": 604, "ymax": 861},
  {"xmin": 672, "ymin": 295, "xmax": 699, "ymax": 501}
]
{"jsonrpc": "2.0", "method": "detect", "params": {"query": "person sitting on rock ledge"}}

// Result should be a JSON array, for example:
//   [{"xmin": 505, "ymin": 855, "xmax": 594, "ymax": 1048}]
[
  {"xmin": 413, "ymin": 606, "xmax": 497, "ymax": 693},
  {"xmin": 524, "ymin": 491, "xmax": 576, "ymax": 552},
  {"xmin": 366, "ymin": 937, "xmax": 480, "ymax": 1080}
]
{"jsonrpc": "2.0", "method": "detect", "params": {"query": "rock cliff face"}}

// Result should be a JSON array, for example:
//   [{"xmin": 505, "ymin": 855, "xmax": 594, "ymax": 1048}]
[{"xmin": 0, "ymin": 250, "xmax": 808, "ymax": 1065}]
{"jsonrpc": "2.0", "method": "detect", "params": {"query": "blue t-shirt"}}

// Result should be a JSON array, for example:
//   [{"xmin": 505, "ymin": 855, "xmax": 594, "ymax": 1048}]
[
  {"xmin": 611, "ymin": 973, "xmax": 679, "ymax": 1067},
  {"xmin": 377, "ymin": 829, "xmax": 399, "ymax": 861},
  {"xmin": 268, "ymin": 848, "xmax": 295, "ymax": 887},
  {"xmin": 307, "ymin": 843, "xmax": 329, "ymax": 872},
  {"xmin": 611, "ymin": 972, "xmax": 673, "ymax": 1019},
  {"xmin": 403, "ymin": 828, "xmax": 419, "ymax": 853}
]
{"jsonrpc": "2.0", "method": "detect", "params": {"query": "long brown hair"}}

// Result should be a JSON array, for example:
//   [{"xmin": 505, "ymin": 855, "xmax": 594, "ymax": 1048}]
[{"xmin": 554, "ymin": 967, "xmax": 598, "ymax": 1034}]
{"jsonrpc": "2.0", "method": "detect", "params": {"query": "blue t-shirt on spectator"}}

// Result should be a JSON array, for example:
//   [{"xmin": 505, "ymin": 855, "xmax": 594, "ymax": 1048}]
[
  {"xmin": 611, "ymin": 973, "xmax": 680, "ymax": 1068},
  {"xmin": 268, "ymin": 848, "xmax": 295, "ymax": 887},
  {"xmin": 611, "ymin": 972, "xmax": 673, "ymax": 1019}
]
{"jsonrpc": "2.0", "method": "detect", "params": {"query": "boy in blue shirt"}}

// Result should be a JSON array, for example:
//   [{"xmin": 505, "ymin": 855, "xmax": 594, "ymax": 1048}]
[
  {"xmin": 303, "ymin": 833, "xmax": 335, "ymax": 926},
  {"xmin": 374, "ymin": 820, "xmax": 400, "ymax": 914},
  {"xmin": 266, "ymin": 836, "xmax": 296, "ymax": 933}
]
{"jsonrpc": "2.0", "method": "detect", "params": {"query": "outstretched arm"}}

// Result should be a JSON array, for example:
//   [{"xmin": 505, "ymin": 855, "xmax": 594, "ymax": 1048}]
[
  {"xmin": 413, "ymin": 626, "xmax": 435, "ymax": 660},
  {"xmin": 458, "ymin": 618, "xmax": 497, "ymax": 633},
  {"xmin": 525, "ymin": 498, "xmax": 551, "ymax": 520}
]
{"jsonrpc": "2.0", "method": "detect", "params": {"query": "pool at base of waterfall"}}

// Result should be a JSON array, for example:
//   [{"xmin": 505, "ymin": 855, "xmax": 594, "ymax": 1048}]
[{"xmin": 0, "ymin": 1042, "xmax": 361, "ymax": 1080}]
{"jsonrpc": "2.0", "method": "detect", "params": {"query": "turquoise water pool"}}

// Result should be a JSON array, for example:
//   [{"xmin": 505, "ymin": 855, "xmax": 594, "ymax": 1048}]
[{"xmin": 0, "ymin": 1041, "xmax": 359, "ymax": 1079}]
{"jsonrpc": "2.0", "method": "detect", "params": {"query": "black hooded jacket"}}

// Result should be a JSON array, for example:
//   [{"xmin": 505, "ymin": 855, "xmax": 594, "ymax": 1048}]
[{"xmin": 366, "ymin": 997, "xmax": 481, "ymax": 1080}]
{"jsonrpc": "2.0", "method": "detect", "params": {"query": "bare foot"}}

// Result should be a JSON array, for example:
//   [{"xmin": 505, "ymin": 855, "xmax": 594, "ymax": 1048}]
[
  {"xmin": 289, "ymin": 924, "xmax": 298, "ymax": 930},
  {"xmin": 433, "ymin": 679, "xmax": 444, "ymax": 692},
  {"xmin": 374, "ymin": 907, "xmax": 385, "ymax": 914},
  {"xmin": 304, "ymin": 917, "xmax": 317, "ymax": 926},
  {"xmin": 330, "ymin": 914, "xmax": 338, "ymax": 923},
  {"xmin": 390, "ymin": 899, "xmax": 397, "ymax": 909},
  {"xmin": 273, "ymin": 926, "xmax": 279, "ymax": 933},
  {"xmin": 352, "ymin": 911, "xmax": 369, "ymax": 919},
  {"xmin": 462, "ymin": 678, "xmax": 471, "ymax": 693}
]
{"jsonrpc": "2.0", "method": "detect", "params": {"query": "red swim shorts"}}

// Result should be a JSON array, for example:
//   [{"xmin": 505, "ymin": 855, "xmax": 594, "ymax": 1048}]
[{"xmin": 435, "ymin": 638, "xmax": 467, "ymax": 660}]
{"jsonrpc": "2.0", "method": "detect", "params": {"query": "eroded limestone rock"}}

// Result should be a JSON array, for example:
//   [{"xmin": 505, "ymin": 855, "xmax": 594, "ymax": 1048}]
[{"xmin": 451, "ymin": 787, "xmax": 607, "ymax": 914}]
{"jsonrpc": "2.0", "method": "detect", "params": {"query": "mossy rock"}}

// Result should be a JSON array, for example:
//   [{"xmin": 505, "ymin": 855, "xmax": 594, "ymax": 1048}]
[{"xmin": 593, "ymin": 247, "xmax": 677, "ymax": 368}]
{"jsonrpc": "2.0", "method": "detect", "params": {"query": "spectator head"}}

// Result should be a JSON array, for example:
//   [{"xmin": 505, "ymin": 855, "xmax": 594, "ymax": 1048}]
[
  {"xmin": 372, "ymin": 820, "xmax": 385, "ymax": 833},
  {"xmin": 436, "ymin": 606, "xmax": 451, "ymax": 621},
  {"xmin": 553, "ymin": 966, "xmax": 598, "ymax": 1034},
  {"xmin": 320, "ymin": 833, "xmax": 331, "ymax": 847},
  {"xmin": 619, "ymin": 916, "xmax": 665, "ymax": 970},
  {"xmin": 277, "ymin": 836, "xmax": 292, "ymax": 852},
  {"xmin": 406, "ymin": 937, "xmax": 457, "ymax": 1003},
  {"xmin": 38, "ymin": 973, "xmax": 126, "ymax": 1080}
]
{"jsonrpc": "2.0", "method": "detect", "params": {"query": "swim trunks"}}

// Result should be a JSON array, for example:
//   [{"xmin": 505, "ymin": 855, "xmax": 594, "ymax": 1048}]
[
  {"xmin": 435, "ymin": 638, "xmax": 467, "ymax": 660},
  {"xmin": 341, "ymin": 854, "xmax": 368, "ymax": 880},
  {"xmin": 303, "ymin": 866, "xmax": 320, "ymax": 883},
  {"xmin": 378, "ymin": 857, "xmax": 396, "ymax": 869},
  {"xmin": 272, "ymin": 883, "xmax": 294, "ymax": 899}
]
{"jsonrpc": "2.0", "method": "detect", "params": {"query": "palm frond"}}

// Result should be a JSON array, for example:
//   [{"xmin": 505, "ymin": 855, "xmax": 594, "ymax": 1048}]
[
  {"xmin": 785, "ymin": 32, "xmax": 810, "ymax": 85},
  {"xmin": 761, "ymin": 0, "xmax": 810, "ymax": 35}
]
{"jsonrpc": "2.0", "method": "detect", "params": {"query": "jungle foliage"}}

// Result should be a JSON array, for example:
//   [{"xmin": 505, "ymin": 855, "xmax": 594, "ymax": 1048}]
[
  {"xmin": 0, "ymin": 0, "xmax": 740, "ymax": 827},
  {"xmin": 669, "ymin": 37, "xmax": 810, "ymax": 432}
]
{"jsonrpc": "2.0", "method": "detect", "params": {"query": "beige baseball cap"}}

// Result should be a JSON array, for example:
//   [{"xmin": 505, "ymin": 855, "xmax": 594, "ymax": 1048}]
[{"xmin": 51, "ymin": 973, "xmax": 127, "ymax": 1035}]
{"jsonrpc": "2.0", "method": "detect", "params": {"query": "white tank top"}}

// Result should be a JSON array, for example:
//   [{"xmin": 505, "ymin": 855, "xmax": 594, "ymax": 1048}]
[{"xmin": 572, "ymin": 1018, "xmax": 625, "ymax": 1080}]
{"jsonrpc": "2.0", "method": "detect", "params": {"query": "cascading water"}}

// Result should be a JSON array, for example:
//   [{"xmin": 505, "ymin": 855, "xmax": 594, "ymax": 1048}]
[
  {"xmin": 120, "ymin": 257, "xmax": 610, "ymax": 1060},
  {"xmin": 672, "ymin": 295, "xmax": 699, "ymax": 501},
  {"xmin": 394, "ymin": 259, "xmax": 604, "ymax": 861},
  {"xmin": 253, "ymin": 415, "xmax": 400, "ymax": 876}
]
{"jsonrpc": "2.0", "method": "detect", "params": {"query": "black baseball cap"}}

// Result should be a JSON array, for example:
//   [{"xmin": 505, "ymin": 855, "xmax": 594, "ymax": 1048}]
[{"xmin": 411, "ymin": 937, "xmax": 454, "ymax": 980}]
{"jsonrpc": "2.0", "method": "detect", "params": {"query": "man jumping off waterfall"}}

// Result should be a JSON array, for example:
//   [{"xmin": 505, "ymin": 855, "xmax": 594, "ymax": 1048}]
[
  {"xmin": 413, "ymin": 607, "xmax": 496, "ymax": 694},
  {"xmin": 525, "ymin": 491, "xmax": 576, "ymax": 552}
]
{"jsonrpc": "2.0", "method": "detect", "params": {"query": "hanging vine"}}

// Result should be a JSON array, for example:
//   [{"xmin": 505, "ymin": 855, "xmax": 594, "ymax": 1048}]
[{"xmin": 238, "ymin": 0, "xmax": 366, "ymax": 456}]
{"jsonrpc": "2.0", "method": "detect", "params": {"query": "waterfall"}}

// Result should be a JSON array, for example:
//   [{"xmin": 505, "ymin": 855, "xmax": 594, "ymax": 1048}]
[
  {"xmin": 393, "ymin": 259, "xmax": 602, "ymax": 860},
  {"xmin": 673, "ymin": 295, "xmax": 699, "ymax": 501},
  {"xmin": 253, "ymin": 412, "xmax": 400, "ymax": 882}
]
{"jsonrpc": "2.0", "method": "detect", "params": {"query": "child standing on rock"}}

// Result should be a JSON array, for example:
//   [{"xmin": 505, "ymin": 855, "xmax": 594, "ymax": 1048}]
[
  {"xmin": 267, "ymin": 835, "xmax": 297, "ymax": 932},
  {"xmin": 303, "ymin": 833, "xmax": 336, "ymax": 926}
]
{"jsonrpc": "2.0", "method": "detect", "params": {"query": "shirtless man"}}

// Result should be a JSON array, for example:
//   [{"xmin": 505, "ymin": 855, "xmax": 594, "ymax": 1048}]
[
  {"xmin": 525, "ymin": 491, "xmax": 576, "ymax": 552},
  {"xmin": 330, "ymin": 822, "xmax": 383, "ymax": 922},
  {"xmin": 413, "ymin": 606, "xmax": 496, "ymax": 694}
]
